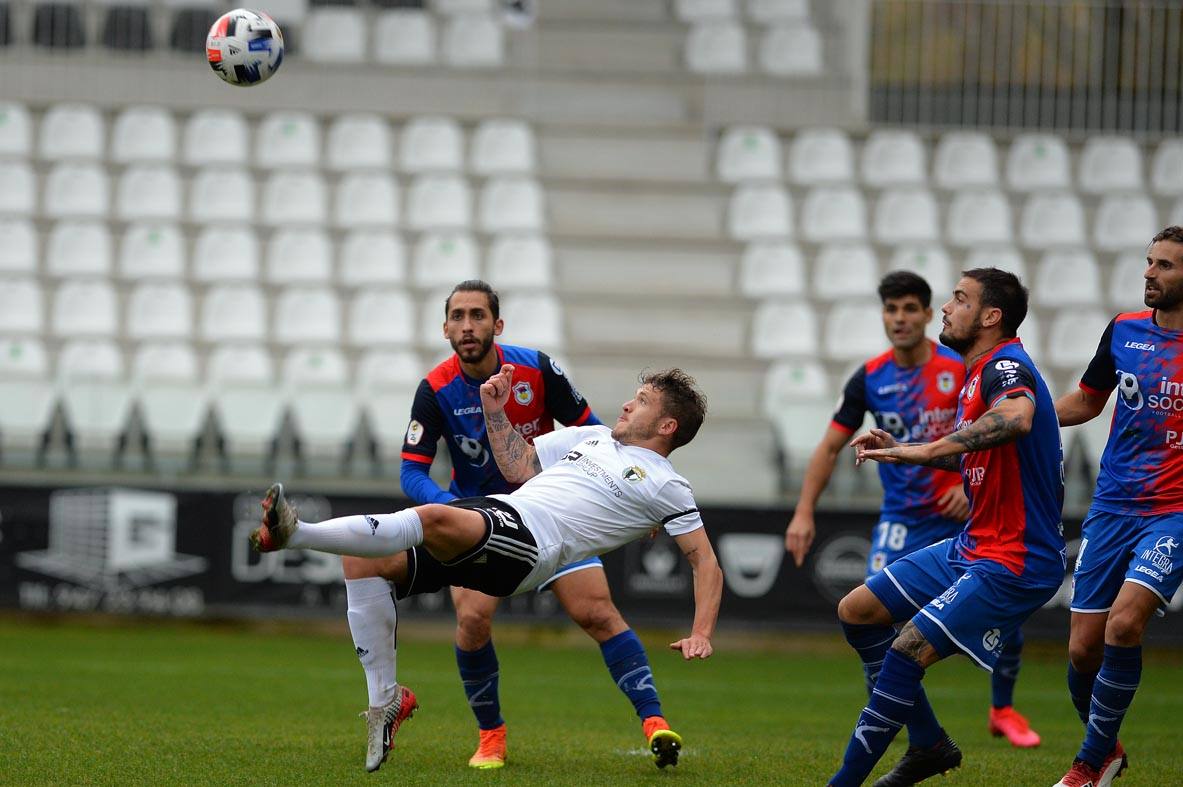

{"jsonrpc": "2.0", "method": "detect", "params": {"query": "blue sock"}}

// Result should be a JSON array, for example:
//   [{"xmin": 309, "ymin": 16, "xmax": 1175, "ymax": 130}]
[
  {"xmin": 1067, "ymin": 662, "xmax": 1097, "ymax": 726},
  {"xmin": 840, "ymin": 621, "xmax": 943, "ymax": 749},
  {"xmin": 600, "ymin": 629, "xmax": 662, "ymax": 720},
  {"xmin": 456, "ymin": 640, "xmax": 503, "ymax": 730},
  {"xmin": 991, "ymin": 629, "xmax": 1023, "ymax": 708},
  {"xmin": 831, "ymin": 649, "xmax": 925, "ymax": 787},
  {"xmin": 1078, "ymin": 644, "xmax": 1141, "ymax": 769}
]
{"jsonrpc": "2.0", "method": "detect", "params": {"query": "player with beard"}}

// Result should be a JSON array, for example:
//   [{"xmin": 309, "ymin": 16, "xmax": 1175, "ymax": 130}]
[
  {"xmin": 1051, "ymin": 227, "xmax": 1183, "ymax": 787},
  {"xmin": 826, "ymin": 269, "xmax": 1066, "ymax": 787},
  {"xmin": 338, "ymin": 280, "xmax": 679, "ymax": 773}
]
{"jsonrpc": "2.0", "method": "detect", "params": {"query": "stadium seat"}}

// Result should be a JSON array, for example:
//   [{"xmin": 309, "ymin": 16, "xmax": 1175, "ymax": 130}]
[
  {"xmin": 1006, "ymin": 134, "xmax": 1071, "ymax": 191},
  {"xmin": 788, "ymin": 127, "xmax": 854, "ymax": 183},
  {"xmin": 479, "ymin": 177, "xmax": 545, "ymax": 232},
  {"xmin": 348, "ymin": 288, "xmax": 416, "ymax": 347},
  {"xmin": 111, "ymin": 105, "xmax": 176, "ymax": 162},
  {"xmin": 189, "ymin": 168, "xmax": 256, "ymax": 223},
  {"xmin": 406, "ymin": 174, "xmax": 471, "ymax": 230},
  {"xmin": 757, "ymin": 24, "xmax": 823, "ymax": 76},
  {"xmin": 256, "ymin": 112, "xmax": 321, "ymax": 169},
  {"xmin": 101, "ymin": 5, "xmax": 153, "ymax": 51},
  {"xmin": 675, "ymin": 0, "xmax": 737, "ymax": 22},
  {"xmin": 799, "ymin": 186, "xmax": 865, "ymax": 242},
  {"xmin": 861, "ymin": 129, "xmax": 926, "ymax": 187},
  {"xmin": 750, "ymin": 300, "xmax": 817, "ymax": 358},
  {"xmin": 126, "ymin": 282, "xmax": 192, "ymax": 340},
  {"xmin": 499, "ymin": 293, "xmax": 564, "ymax": 348},
  {"xmin": 46, "ymin": 220, "xmax": 112, "ymax": 277},
  {"xmin": 44, "ymin": 163, "xmax": 108, "ymax": 218},
  {"xmin": 116, "ymin": 165, "xmax": 181, "ymax": 220},
  {"xmin": 0, "ymin": 336, "xmax": 55, "ymax": 454},
  {"xmin": 0, "ymin": 102, "xmax": 32, "ymax": 155},
  {"xmin": 470, "ymin": 119, "xmax": 535, "ymax": 175},
  {"xmin": 1151, "ymin": 139, "xmax": 1183, "ymax": 196},
  {"xmin": 0, "ymin": 161, "xmax": 36, "ymax": 215},
  {"xmin": 273, "ymin": 288, "xmax": 341, "ymax": 344},
  {"xmin": 1078, "ymin": 137, "xmax": 1143, "ymax": 193},
  {"xmin": 265, "ymin": 228, "xmax": 332, "ymax": 284},
  {"xmin": 339, "ymin": 230, "xmax": 406, "ymax": 287},
  {"xmin": 1094, "ymin": 194, "xmax": 1157, "ymax": 252},
  {"xmin": 260, "ymin": 0, "xmax": 308, "ymax": 24},
  {"xmin": 399, "ymin": 116, "xmax": 463, "ymax": 172},
  {"xmin": 169, "ymin": 6, "xmax": 219, "ymax": 54},
  {"xmin": 813, "ymin": 243, "xmax": 878, "ymax": 300},
  {"xmin": 357, "ymin": 348, "xmax": 420, "ymax": 456},
  {"xmin": 748, "ymin": 0, "xmax": 810, "ymax": 23},
  {"xmin": 946, "ymin": 189, "xmax": 1013, "ymax": 246},
  {"xmin": 303, "ymin": 8, "xmax": 366, "ymax": 63},
  {"xmin": 717, "ymin": 125, "xmax": 782, "ymax": 182},
  {"xmin": 200, "ymin": 284, "xmax": 266, "ymax": 342},
  {"xmin": 335, "ymin": 172, "xmax": 400, "ymax": 227},
  {"xmin": 933, "ymin": 131, "xmax": 999, "ymax": 188},
  {"xmin": 133, "ymin": 341, "xmax": 208, "ymax": 460},
  {"xmin": 374, "ymin": 9, "xmax": 436, "ymax": 65},
  {"xmin": 262, "ymin": 171, "xmax": 327, "ymax": 226},
  {"xmin": 57, "ymin": 339, "xmax": 132, "ymax": 458},
  {"xmin": 487, "ymin": 234, "xmax": 552, "ymax": 289},
  {"xmin": 192, "ymin": 225, "xmax": 258, "ymax": 282},
  {"xmin": 207, "ymin": 344, "xmax": 284, "ymax": 460},
  {"xmin": 727, "ymin": 183, "xmax": 792, "ymax": 239},
  {"xmin": 763, "ymin": 358, "xmax": 834, "ymax": 476},
  {"xmin": 0, "ymin": 278, "xmax": 43, "ymax": 333},
  {"xmin": 1077, "ymin": 393, "xmax": 1116, "ymax": 471},
  {"xmin": 40, "ymin": 103, "xmax": 103, "ymax": 160},
  {"xmin": 51, "ymin": 279, "xmax": 118, "ymax": 337},
  {"xmin": 442, "ymin": 13, "xmax": 503, "ymax": 67},
  {"xmin": 283, "ymin": 347, "xmax": 359, "ymax": 462},
  {"xmin": 412, "ymin": 231, "xmax": 479, "ymax": 287},
  {"xmin": 887, "ymin": 244, "xmax": 953, "ymax": 299},
  {"xmin": 118, "ymin": 223, "xmax": 184, "ymax": 280},
  {"xmin": 435, "ymin": 0, "xmax": 493, "ymax": 12},
  {"xmin": 326, "ymin": 114, "xmax": 393, "ymax": 171},
  {"xmin": 1032, "ymin": 248, "xmax": 1102, "ymax": 307},
  {"xmin": 183, "ymin": 109, "xmax": 249, "ymax": 165},
  {"xmin": 1109, "ymin": 252, "xmax": 1149, "ymax": 312},
  {"xmin": 874, "ymin": 188, "xmax": 938, "ymax": 243},
  {"xmin": 0, "ymin": 218, "xmax": 37, "ymax": 273},
  {"xmin": 32, "ymin": 3, "xmax": 85, "ymax": 49},
  {"xmin": 964, "ymin": 245, "xmax": 1027, "ymax": 283},
  {"xmin": 1019, "ymin": 192, "xmax": 1085, "ymax": 249},
  {"xmin": 1017, "ymin": 310, "xmax": 1043, "ymax": 360},
  {"xmin": 685, "ymin": 21, "xmax": 747, "ymax": 74},
  {"xmin": 1047, "ymin": 309, "xmax": 1110, "ymax": 370},
  {"xmin": 739, "ymin": 242, "xmax": 805, "ymax": 297},
  {"xmin": 132, "ymin": 341, "xmax": 198, "ymax": 385},
  {"xmin": 824, "ymin": 302, "xmax": 887, "ymax": 361}
]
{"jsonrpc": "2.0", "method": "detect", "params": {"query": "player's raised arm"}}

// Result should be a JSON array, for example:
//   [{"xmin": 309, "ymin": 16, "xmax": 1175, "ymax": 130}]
[
  {"xmin": 480, "ymin": 363, "xmax": 542, "ymax": 483},
  {"xmin": 668, "ymin": 527, "xmax": 722, "ymax": 660}
]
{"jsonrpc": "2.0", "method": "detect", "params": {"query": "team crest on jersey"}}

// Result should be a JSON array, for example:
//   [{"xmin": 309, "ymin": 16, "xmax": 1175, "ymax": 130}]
[
  {"xmin": 937, "ymin": 371, "xmax": 956, "ymax": 394},
  {"xmin": 512, "ymin": 381, "xmax": 534, "ymax": 405},
  {"xmin": 964, "ymin": 376, "xmax": 979, "ymax": 401},
  {"xmin": 405, "ymin": 419, "xmax": 424, "ymax": 446},
  {"xmin": 622, "ymin": 465, "xmax": 647, "ymax": 483}
]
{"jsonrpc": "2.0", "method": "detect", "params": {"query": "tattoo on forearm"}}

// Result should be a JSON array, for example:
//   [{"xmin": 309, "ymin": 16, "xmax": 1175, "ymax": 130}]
[
  {"xmin": 948, "ymin": 410, "xmax": 1025, "ymax": 453},
  {"xmin": 927, "ymin": 455, "xmax": 961, "ymax": 471},
  {"xmin": 485, "ymin": 409, "xmax": 536, "ymax": 479}
]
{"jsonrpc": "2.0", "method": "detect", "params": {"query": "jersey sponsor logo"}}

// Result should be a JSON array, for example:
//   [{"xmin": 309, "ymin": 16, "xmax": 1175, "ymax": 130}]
[
  {"xmin": 930, "ymin": 585, "xmax": 958, "ymax": 610},
  {"xmin": 622, "ymin": 465, "xmax": 647, "ymax": 483},
  {"xmin": 1134, "ymin": 565, "xmax": 1163, "ymax": 581},
  {"xmin": 549, "ymin": 357, "xmax": 565, "ymax": 376},
  {"xmin": 937, "ymin": 371, "xmax": 956, "ymax": 394},
  {"xmin": 1148, "ymin": 376, "xmax": 1183, "ymax": 413},
  {"xmin": 1116, "ymin": 370, "xmax": 1144, "ymax": 411},
  {"xmin": 514, "ymin": 417, "xmax": 543, "ymax": 438},
  {"xmin": 406, "ymin": 420, "xmax": 424, "ymax": 446},
  {"xmin": 1166, "ymin": 430, "xmax": 1183, "ymax": 450},
  {"xmin": 876, "ymin": 383, "xmax": 907, "ymax": 395},
  {"xmin": 1140, "ymin": 536, "xmax": 1177, "ymax": 575},
  {"xmin": 993, "ymin": 359, "xmax": 1021, "ymax": 387},
  {"xmin": 561, "ymin": 449, "xmax": 624, "ymax": 498},
  {"xmin": 454, "ymin": 435, "xmax": 490, "ymax": 467},
  {"xmin": 512, "ymin": 381, "xmax": 534, "ymax": 405},
  {"xmin": 877, "ymin": 406, "xmax": 959, "ymax": 442},
  {"xmin": 875, "ymin": 410, "xmax": 909, "ymax": 441},
  {"xmin": 453, "ymin": 406, "xmax": 482, "ymax": 416},
  {"xmin": 966, "ymin": 467, "xmax": 986, "ymax": 487},
  {"xmin": 981, "ymin": 628, "xmax": 1003, "ymax": 653},
  {"xmin": 1124, "ymin": 341, "xmax": 1156, "ymax": 351}
]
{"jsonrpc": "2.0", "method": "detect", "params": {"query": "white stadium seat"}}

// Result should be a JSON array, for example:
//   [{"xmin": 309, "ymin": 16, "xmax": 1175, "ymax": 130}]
[
  {"xmin": 964, "ymin": 246, "xmax": 1027, "ymax": 283},
  {"xmin": 788, "ymin": 128, "xmax": 854, "ymax": 183},
  {"xmin": 207, "ymin": 344, "xmax": 284, "ymax": 460},
  {"xmin": 435, "ymin": 0, "xmax": 494, "ymax": 12},
  {"xmin": 874, "ymin": 188, "xmax": 938, "ymax": 243},
  {"xmin": 192, "ymin": 225, "xmax": 259, "ymax": 283},
  {"xmin": 261, "ymin": 0, "xmax": 309, "ymax": 24},
  {"xmin": 132, "ymin": 342, "xmax": 199, "ymax": 386},
  {"xmin": 262, "ymin": 171, "xmax": 327, "ymax": 226},
  {"xmin": 126, "ymin": 282, "xmax": 192, "ymax": 340},
  {"xmin": 358, "ymin": 350, "xmax": 421, "ymax": 461},
  {"xmin": 57, "ymin": 339, "xmax": 132, "ymax": 457},
  {"xmin": 1017, "ymin": 311, "xmax": 1043, "ymax": 360},
  {"xmin": 374, "ymin": 9, "xmax": 437, "ymax": 66},
  {"xmin": 487, "ymin": 235, "xmax": 553, "ymax": 289},
  {"xmin": 348, "ymin": 289, "xmax": 416, "ymax": 347},
  {"xmin": 52, "ymin": 280, "xmax": 118, "ymax": 338},
  {"xmin": 824, "ymin": 302, "xmax": 887, "ymax": 361},
  {"xmin": 1094, "ymin": 194, "xmax": 1157, "ymax": 252},
  {"xmin": 933, "ymin": 131, "xmax": 999, "ymax": 188},
  {"xmin": 303, "ymin": 8, "xmax": 367, "ymax": 64},
  {"xmin": 339, "ymin": 230, "xmax": 406, "ymax": 288},
  {"xmin": 357, "ymin": 349, "xmax": 421, "ymax": 392},
  {"xmin": 133, "ymin": 342, "xmax": 207, "ymax": 458},
  {"xmin": 717, "ymin": 125, "xmax": 781, "ymax": 182},
  {"xmin": 758, "ymin": 24, "xmax": 823, "ymax": 76},
  {"xmin": 1033, "ymin": 249, "xmax": 1101, "ymax": 307},
  {"xmin": 189, "ymin": 169, "xmax": 255, "ymax": 223},
  {"xmin": 1110, "ymin": 252, "xmax": 1150, "ymax": 312},
  {"xmin": 1078, "ymin": 137, "xmax": 1143, "ymax": 193},
  {"xmin": 1019, "ymin": 192, "xmax": 1085, "ymax": 249},
  {"xmin": 727, "ymin": 183, "xmax": 792, "ymax": 239},
  {"xmin": 58, "ymin": 339, "xmax": 122, "ymax": 380},
  {"xmin": 0, "ymin": 161, "xmax": 35, "ymax": 215},
  {"xmin": 0, "ymin": 336, "xmax": 54, "ymax": 452},
  {"xmin": 888, "ymin": 244, "xmax": 953, "ymax": 300},
  {"xmin": 326, "ymin": 114, "xmax": 393, "ymax": 171},
  {"xmin": 116, "ymin": 165, "xmax": 181, "ymax": 220},
  {"xmin": 471, "ymin": 119, "xmax": 535, "ymax": 175},
  {"xmin": 739, "ymin": 242, "xmax": 805, "ymax": 297},
  {"xmin": 412, "ymin": 231, "xmax": 479, "ymax": 288},
  {"xmin": 0, "ymin": 218, "xmax": 37, "ymax": 273},
  {"xmin": 750, "ymin": 300, "xmax": 817, "ymax": 358},
  {"xmin": 0, "ymin": 278, "xmax": 43, "ymax": 333},
  {"xmin": 499, "ymin": 293, "xmax": 564, "ymax": 348},
  {"xmin": 685, "ymin": 21, "xmax": 747, "ymax": 74},
  {"xmin": 335, "ymin": 172, "xmax": 400, "ymax": 228},
  {"xmin": 479, "ymin": 177, "xmax": 545, "ymax": 232},
  {"xmin": 40, "ymin": 104, "xmax": 104, "ymax": 160},
  {"xmin": 265, "ymin": 228, "xmax": 332, "ymax": 284},
  {"xmin": 675, "ymin": 0, "xmax": 737, "ymax": 22},
  {"xmin": 0, "ymin": 102, "xmax": 32, "ymax": 156},
  {"xmin": 442, "ymin": 14, "xmax": 504, "ymax": 67},
  {"xmin": 208, "ymin": 344, "xmax": 272, "ymax": 385},
  {"xmin": 44, "ymin": 163, "xmax": 108, "ymax": 218},
  {"xmin": 1048, "ymin": 309, "xmax": 1110, "ymax": 370},
  {"xmin": 763, "ymin": 358, "xmax": 834, "ymax": 474},
  {"xmin": 283, "ymin": 347, "xmax": 359, "ymax": 461},
  {"xmin": 406, "ymin": 174, "xmax": 471, "ymax": 230},
  {"xmin": 273, "ymin": 289, "xmax": 341, "ymax": 345},
  {"xmin": 1151, "ymin": 139, "xmax": 1183, "ymax": 196},
  {"xmin": 47, "ymin": 221, "xmax": 112, "ymax": 277},
  {"xmin": 813, "ymin": 243, "xmax": 878, "ymax": 300},
  {"xmin": 861, "ymin": 129, "xmax": 926, "ymax": 187},
  {"xmin": 256, "ymin": 112, "xmax": 321, "ymax": 169},
  {"xmin": 947, "ymin": 189, "xmax": 1013, "ymax": 246},
  {"xmin": 399, "ymin": 116, "xmax": 464, "ymax": 173},
  {"xmin": 183, "ymin": 109, "xmax": 249, "ymax": 166},
  {"xmin": 119, "ymin": 223, "xmax": 185, "ymax": 280},
  {"xmin": 200, "ymin": 285, "xmax": 266, "ymax": 342},
  {"xmin": 800, "ymin": 186, "xmax": 866, "ymax": 242},
  {"xmin": 748, "ymin": 0, "xmax": 810, "ymax": 23},
  {"xmin": 1006, "ymin": 134, "xmax": 1071, "ymax": 191},
  {"xmin": 111, "ymin": 106, "xmax": 176, "ymax": 163}
]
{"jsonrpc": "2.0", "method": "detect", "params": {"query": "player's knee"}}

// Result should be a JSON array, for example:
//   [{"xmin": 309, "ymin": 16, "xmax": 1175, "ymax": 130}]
[
  {"xmin": 570, "ymin": 598, "xmax": 627, "ymax": 641},
  {"xmin": 454, "ymin": 605, "xmax": 493, "ymax": 649},
  {"xmin": 837, "ymin": 586, "xmax": 881, "ymax": 625},
  {"xmin": 416, "ymin": 504, "xmax": 448, "ymax": 531},
  {"xmin": 1105, "ymin": 607, "xmax": 1148, "ymax": 647},
  {"xmin": 1068, "ymin": 637, "xmax": 1104, "ymax": 672},
  {"xmin": 342, "ymin": 555, "xmax": 379, "ymax": 580}
]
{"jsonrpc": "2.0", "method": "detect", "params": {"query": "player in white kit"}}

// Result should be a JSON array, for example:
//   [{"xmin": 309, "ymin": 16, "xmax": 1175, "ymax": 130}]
[{"xmin": 250, "ymin": 365, "xmax": 723, "ymax": 770}]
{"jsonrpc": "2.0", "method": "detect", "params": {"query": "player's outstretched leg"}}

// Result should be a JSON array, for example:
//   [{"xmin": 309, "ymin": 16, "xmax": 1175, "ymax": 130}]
[
  {"xmin": 362, "ymin": 684, "xmax": 419, "ymax": 772},
  {"xmin": 250, "ymin": 483, "xmax": 298, "ymax": 551},
  {"xmin": 452, "ymin": 588, "xmax": 508, "ymax": 769},
  {"xmin": 643, "ymin": 717, "xmax": 682, "ymax": 769},
  {"xmin": 988, "ymin": 630, "xmax": 1041, "ymax": 747}
]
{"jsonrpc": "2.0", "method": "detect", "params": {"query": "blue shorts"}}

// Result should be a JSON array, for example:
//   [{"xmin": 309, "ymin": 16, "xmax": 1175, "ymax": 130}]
[
  {"xmin": 868, "ymin": 539, "xmax": 1060, "ymax": 672},
  {"xmin": 1071, "ymin": 509, "xmax": 1183, "ymax": 612},
  {"xmin": 866, "ymin": 513, "xmax": 964, "ymax": 577},
  {"xmin": 536, "ymin": 556, "xmax": 604, "ymax": 592}
]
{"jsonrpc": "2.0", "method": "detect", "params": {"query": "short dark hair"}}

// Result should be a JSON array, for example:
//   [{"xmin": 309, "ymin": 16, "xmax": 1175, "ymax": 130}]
[
  {"xmin": 445, "ymin": 279, "xmax": 499, "ymax": 319},
  {"xmin": 1151, "ymin": 225, "xmax": 1183, "ymax": 245},
  {"xmin": 962, "ymin": 268, "xmax": 1028, "ymax": 338},
  {"xmin": 640, "ymin": 368, "xmax": 707, "ymax": 451},
  {"xmin": 878, "ymin": 270, "xmax": 932, "ymax": 308}
]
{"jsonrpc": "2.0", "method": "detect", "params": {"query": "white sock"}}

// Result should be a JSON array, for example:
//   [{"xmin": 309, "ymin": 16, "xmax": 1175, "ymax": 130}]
[
  {"xmin": 286, "ymin": 509, "xmax": 423, "ymax": 557},
  {"xmin": 346, "ymin": 577, "xmax": 399, "ymax": 708}
]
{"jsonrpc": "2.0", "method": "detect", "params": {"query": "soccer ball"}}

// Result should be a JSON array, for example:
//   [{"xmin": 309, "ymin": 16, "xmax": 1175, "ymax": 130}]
[{"xmin": 206, "ymin": 9, "xmax": 284, "ymax": 87}]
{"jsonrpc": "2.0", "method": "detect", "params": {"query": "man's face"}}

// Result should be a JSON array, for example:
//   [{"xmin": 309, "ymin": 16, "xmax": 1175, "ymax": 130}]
[
  {"xmin": 1144, "ymin": 240, "xmax": 1183, "ymax": 311},
  {"xmin": 443, "ymin": 291, "xmax": 502, "ymax": 364},
  {"xmin": 881, "ymin": 294, "xmax": 932, "ymax": 351},
  {"xmin": 939, "ymin": 277, "xmax": 986, "ymax": 355},
  {"xmin": 611, "ymin": 384, "xmax": 672, "ymax": 444}
]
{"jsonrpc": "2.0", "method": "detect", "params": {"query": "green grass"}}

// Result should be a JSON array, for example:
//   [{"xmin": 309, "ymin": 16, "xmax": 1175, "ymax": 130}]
[{"xmin": 0, "ymin": 618, "xmax": 1180, "ymax": 786}]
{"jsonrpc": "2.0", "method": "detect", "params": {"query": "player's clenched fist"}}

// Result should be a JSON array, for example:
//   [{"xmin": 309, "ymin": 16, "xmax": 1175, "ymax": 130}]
[{"xmin": 479, "ymin": 363, "xmax": 516, "ymax": 411}]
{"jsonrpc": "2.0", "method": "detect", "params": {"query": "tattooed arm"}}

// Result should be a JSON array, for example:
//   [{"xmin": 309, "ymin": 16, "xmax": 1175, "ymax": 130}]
[
  {"xmin": 479, "ymin": 364, "xmax": 542, "ymax": 483},
  {"xmin": 856, "ymin": 396, "xmax": 1034, "ymax": 468}
]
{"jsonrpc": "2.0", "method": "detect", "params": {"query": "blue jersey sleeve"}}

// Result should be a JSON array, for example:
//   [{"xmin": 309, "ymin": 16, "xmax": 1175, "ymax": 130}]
[
  {"xmin": 1079, "ymin": 318, "xmax": 1117, "ymax": 394},
  {"xmin": 398, "ymin": 379, "xmax": 456, "ymax": 504},
  {"xmin": 399, "ymin": 460, "xmax": 456, "ymax": 504},
  {"xmin": 830, "ymin": 365, "xmax": 868, "ymax": 433},
  {"xmin": 539, "ymin": 351, "xmax": 597, "ymax": 426},
  {"xmin": 981, "ymin": 356, "xmax": 1039, "ymax": 408}
]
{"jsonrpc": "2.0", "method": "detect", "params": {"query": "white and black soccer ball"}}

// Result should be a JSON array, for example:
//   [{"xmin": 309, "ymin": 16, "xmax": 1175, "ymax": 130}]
[{"xmin": 206, "ymin": 9, "xmax": 284, "ymax": 87}]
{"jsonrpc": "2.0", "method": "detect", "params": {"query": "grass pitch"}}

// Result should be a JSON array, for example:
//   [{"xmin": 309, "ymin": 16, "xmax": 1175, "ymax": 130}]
[{"xmin": 1, "ymin": 617, "xmax": 1180, "ymax": 786}]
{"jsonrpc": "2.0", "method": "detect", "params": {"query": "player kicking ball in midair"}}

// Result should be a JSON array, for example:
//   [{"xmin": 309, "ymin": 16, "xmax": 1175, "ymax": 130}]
[
  {"xmin": 786, "ymin": 272, "xmax": 1042, "ymax": 785},
  {"xmin": 826, "ymin": 269, "xmax": 1066, "ymax": 787},
  {"xmin": 251, "ymin": 366, "xmax": 722, "ymax": 772},
  {"xmin": 1050, "ymin": 226, "xmax": 1183, "ymax": 787}
]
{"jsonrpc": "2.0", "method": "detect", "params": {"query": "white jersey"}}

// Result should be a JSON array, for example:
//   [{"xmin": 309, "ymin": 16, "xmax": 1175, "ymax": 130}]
[{"xmin": 493, "ymin": 424, "xmax": 704, "ymax": 593}]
